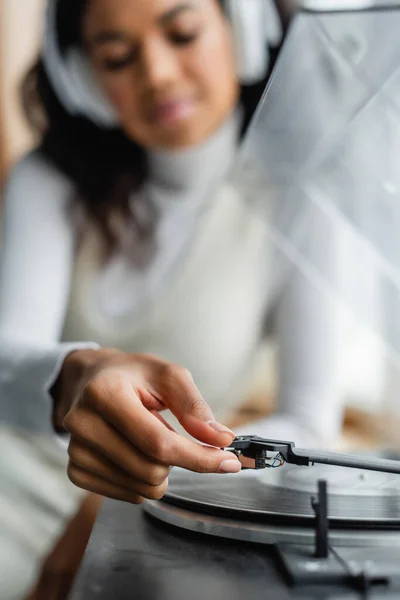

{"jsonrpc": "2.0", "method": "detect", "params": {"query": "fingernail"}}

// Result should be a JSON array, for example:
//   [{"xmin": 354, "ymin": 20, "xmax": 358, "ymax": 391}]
[
  {"xmin": 208, "ymin": 421, "xmax": 235, "ymax": 436},
  {"xmin": 219, "ymin": 459, "xmax": 242, "ymax": 474}
]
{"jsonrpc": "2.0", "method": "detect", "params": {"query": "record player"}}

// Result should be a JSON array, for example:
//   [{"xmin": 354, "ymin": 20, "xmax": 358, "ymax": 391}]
[
  {"xmin": 144, "ymin": 436, "xmax": 400, "ymax": 594},
  {"xmin": 71, "ymin": 436, "xmax": 400, "ymax": 600}
]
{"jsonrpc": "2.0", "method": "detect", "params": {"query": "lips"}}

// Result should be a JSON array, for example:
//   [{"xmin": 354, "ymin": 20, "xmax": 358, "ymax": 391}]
[{"xmin": 149, "ymin": 98, "xmax": 195, "ymax": 126}]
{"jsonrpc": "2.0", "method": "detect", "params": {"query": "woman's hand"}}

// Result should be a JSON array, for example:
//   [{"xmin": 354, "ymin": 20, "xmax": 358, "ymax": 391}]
[{"xmin": 53, "ymin": 349, "xmax": 241, "ymax": 504}]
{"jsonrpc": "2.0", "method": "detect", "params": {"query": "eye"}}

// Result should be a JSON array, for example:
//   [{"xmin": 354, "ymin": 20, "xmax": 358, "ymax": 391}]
[
  {"xmin": 169, "ymin": 30, "xmax": 200, "ymax": 46},
  {"xmin": 101, "ymin": 52, "xmax": 137, "ymax": 72}
]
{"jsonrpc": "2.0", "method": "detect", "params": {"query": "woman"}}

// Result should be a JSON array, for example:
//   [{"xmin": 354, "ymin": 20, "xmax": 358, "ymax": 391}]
[{"xmin": 0, "ymin": 0, "xmax": 342, "ymax": 508}]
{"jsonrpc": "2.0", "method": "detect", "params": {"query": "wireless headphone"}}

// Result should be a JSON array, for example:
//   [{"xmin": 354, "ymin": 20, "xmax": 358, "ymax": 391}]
[{"xmin": 41, "ymin": 0, "xmax": 282, "ymax": 129}]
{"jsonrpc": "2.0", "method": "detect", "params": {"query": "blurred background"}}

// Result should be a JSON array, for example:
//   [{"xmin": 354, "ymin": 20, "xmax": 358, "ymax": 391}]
[{"xmin": 0, "ymin": 0, "xmax": 43, "ymax": 182}]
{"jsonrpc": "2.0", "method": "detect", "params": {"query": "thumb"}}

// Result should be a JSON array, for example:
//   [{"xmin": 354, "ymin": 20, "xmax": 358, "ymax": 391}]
[{"xmin": 160, "ymin": 365, "xmax": 235, "ymax": 447}]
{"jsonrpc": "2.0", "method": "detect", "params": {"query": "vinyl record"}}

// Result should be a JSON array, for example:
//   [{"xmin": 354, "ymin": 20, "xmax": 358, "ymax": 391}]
[{"xmin": 162, "ymin": 461, "xmax": 400, "ymax": 528}]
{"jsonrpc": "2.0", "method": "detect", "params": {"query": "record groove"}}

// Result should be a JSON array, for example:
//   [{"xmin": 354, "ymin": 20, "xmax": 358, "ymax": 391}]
[{"xmin": 163, "ymin": 465, "xmax": 400, "ymax": 528}]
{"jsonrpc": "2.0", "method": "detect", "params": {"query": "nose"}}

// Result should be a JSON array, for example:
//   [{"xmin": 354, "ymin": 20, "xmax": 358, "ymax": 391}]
[{"xmin": 139, "ymin": 39, "xmax": 181, "ymax": 93}]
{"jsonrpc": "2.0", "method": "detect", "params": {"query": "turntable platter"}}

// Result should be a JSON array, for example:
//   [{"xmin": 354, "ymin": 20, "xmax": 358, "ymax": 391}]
[{"xmin": 162, "ymin": 463, "xmax": 400, "ymax": 527}]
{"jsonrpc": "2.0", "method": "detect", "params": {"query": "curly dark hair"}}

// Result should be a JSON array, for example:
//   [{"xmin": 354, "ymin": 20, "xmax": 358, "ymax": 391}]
[{"xmin": 21, "ymin": 0, "xmax": 275, "ymax": 255}]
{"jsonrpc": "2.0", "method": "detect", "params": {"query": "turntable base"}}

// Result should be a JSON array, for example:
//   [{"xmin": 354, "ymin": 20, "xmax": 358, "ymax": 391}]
[
  {"xmin": 71, "ymin": 497, "xmax": 400, "ymax": 600},
  {"xmin": 71, "ymin": 459, "xmax": 400, "ymax": 600}
]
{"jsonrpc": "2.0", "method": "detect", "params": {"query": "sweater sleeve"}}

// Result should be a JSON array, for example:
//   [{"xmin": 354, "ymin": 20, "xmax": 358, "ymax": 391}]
[
  {"xmin": 0, "ymin": 151, "xmax": 99, "ymax": 435},
  {"xmin": 236, "ymin": 208, "xmax": 344, "ymax": 449}
]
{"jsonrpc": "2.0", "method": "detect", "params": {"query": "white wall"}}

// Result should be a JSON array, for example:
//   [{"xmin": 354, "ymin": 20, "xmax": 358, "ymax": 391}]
[{"xmin": 0, "ymin": 0, "xmax": 44, "ymax": 179}]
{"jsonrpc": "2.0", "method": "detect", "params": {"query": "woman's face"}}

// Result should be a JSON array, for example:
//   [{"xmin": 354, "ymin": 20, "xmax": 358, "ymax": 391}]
[{"xmin": 82, "ymin": 0, "xmax": 240, "ymax": 149}]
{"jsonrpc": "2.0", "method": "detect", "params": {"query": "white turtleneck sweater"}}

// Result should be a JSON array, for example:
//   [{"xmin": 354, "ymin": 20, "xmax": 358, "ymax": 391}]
[{"xmin": 0, "ymin": 111, "xmax": 342, "ymax": 447}]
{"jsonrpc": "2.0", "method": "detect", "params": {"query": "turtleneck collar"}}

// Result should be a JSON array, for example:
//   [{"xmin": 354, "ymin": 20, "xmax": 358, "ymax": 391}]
[{"xmin": 146, "ymin": 108, "xmax": 242, "ymax": 191}]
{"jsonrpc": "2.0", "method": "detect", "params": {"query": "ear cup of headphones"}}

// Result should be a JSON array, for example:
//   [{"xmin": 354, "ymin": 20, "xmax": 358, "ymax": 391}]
[
  {"xmin": 42, "ymin": 0, "xmax": 118, "ymax": 127},
  {"xmin": 65, "ymin": 49, "xmax": 118, "ymax": 127},
  {"xmin": 224, "ymin": 0, "xmax": 274, "ymax": 85}
]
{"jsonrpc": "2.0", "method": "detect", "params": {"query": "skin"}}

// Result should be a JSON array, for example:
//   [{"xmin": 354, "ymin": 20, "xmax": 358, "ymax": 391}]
[
  {"xmin": 82, "ymin": 0, "xmax": 240, "ymax": 149},
  {"xmin": 60, "ymin": 350, "xmax": 241, "ymax": 504},
  {"xmin": 58, "ymin": 0, "xmax": 243, "ymax": 503}
]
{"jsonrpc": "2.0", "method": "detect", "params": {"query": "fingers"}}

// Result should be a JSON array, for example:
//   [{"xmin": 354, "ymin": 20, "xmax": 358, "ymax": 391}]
[
  {"xmin": 88, "ymin": 364, "xmax": 235, "ymax": 450},
  {"xmin": 66, "ymin": 392, "xmax": 240, "ymax": 477},
  {"xmin": 64, "ymin": 407, "xmax": 170, "ymax": 487},
  {"xmin": 81, "ymin": 378, "xmax": 240, "ymax": 473},
  {"xmin": 67, "ymin": 463, "xmax": 145, "ymax": 505},
  {"xmin": 117, "ymin": 399, "xmax": 239, "ymax": 473},
  {"xmin": 65, "ymin": 365, "xmax": 242, "ymax": 484},
  {"xmin": 154, "ymin": 364, "xmax": 236, "ymax": 447},
  {"xmin": 68, "ymin": 439, "xmax": 169, "ymax": 500}
]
